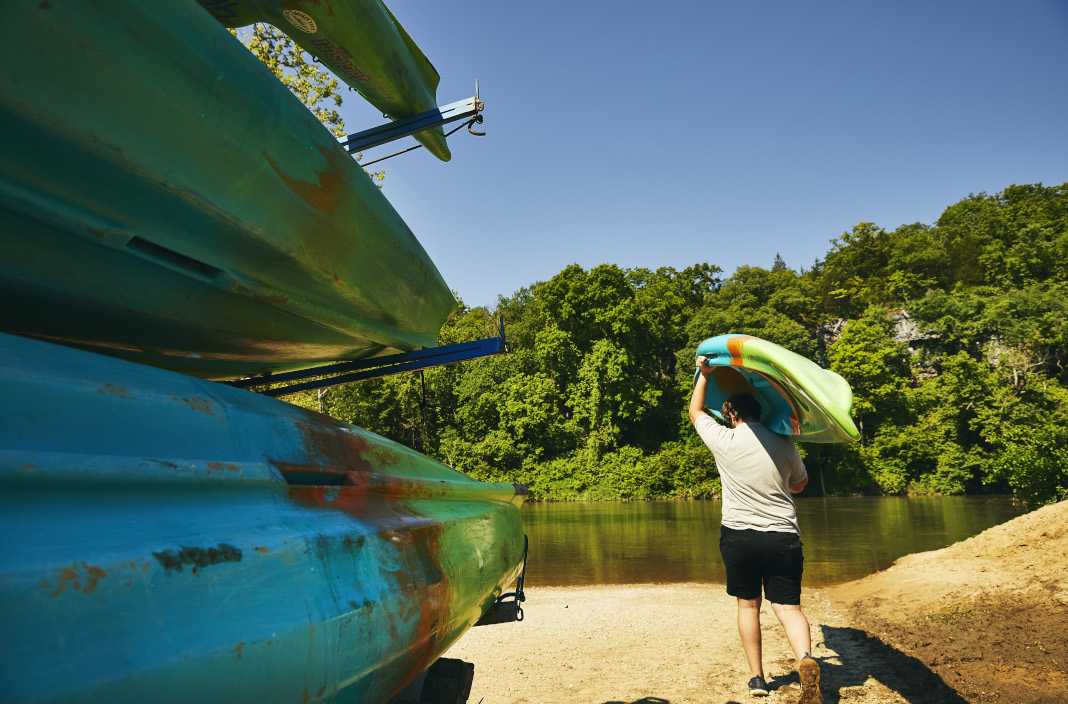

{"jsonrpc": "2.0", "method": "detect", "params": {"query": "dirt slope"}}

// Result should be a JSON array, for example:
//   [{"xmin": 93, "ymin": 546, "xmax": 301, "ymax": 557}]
[{"xmin": 826, "ymin": 499, "xmax": 1068, "ymax": 703}]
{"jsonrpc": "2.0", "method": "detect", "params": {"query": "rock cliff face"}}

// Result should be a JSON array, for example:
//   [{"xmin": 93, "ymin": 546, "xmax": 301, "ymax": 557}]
[
  {"xmin": 820, "ymin": 310, "xmax": 1033, "ymax": 387},
  {"xmin": 888, "ymin": 309, "xmax": 939, "ymax": 347},
  {"xmin": 891, "ymin": 310, "xmax": 941, "ymax": 379},
  {"xmin": 816, "ymin": 319, "xmax": 846, "ymax": 360},
  {"xmin": 817, "ymin": 309, "xmax": 941, "ymax": 375},
  {"xmin": 818, "ymin": 309, "xmax": 940, "ymax": 351}
]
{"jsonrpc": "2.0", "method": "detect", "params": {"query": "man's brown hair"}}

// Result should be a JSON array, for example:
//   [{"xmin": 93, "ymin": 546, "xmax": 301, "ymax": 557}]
[{"xmin": 722, "ymin": 393, "xmax": 762, "ymax": 423}]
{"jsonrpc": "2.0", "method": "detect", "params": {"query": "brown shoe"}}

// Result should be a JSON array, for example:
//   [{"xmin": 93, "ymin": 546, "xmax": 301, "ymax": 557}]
[{"xmin": 798, "ymin": 654, "xmax": 822, "ymax": 704}]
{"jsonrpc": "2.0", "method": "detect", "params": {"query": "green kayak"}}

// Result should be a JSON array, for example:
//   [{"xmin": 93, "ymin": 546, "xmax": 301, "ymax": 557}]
[
  {"xmin": 695, "ymin": 334, "xmax": 861, "ymax": 443},
  {"xmin": 198, "ymin": 0, "xmax": 452, "ymax": 161},
  {"xmin": 0, "ymin": 0, "xmax": 457, "ymax": 380}
]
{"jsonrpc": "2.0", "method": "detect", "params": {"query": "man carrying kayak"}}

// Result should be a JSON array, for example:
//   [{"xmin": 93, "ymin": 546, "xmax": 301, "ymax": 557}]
[{"xmin": 689, "ymin": 356, "xmax": 822, "ymax": 703}]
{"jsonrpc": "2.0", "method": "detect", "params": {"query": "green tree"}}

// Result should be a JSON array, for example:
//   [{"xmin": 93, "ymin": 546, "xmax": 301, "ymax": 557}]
[
  {"xmin": 826, "ymin": 307, "xmax": 911, "ymax": 439},
  {"xmin": 909, "ymin": 352, "xmax": 998, "ymax": 495},
  {"xmin": 911, "ymin": 283, "xmax": 1068, "ymax": 385},
  {"xmin": 681, "ymin": 264, "xmax": 819, "ymax": 369},
  {"xmin": 287, "ymin": 182, "xmax": 1068, "ymax": 502},
  {"xmin": 817, "ymin": 223, "xmax": 893, "ymax": 317},
  {"xmin": 820, "ymin": 307, "xmax": 914, "ymax": 492},
  {"xmin": 988, "ymin": 426, "xmax": 1068, "ymax": 506},
  {"xmin": 232, "ymin": 23, "xmax": 345, "ymax": 135},
  {"xmin": 934, "ymin": 183, "xmax": 1068, "ymax": 288}
]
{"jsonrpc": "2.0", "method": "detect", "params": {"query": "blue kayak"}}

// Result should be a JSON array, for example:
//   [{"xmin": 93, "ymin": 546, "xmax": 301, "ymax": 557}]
[{"xmin": 0, "ymin": 332, "xmax": 526, "ymax": 703}]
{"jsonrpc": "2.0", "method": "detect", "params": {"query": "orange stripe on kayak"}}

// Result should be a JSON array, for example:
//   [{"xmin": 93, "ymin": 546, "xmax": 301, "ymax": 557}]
[{"xmin": 725, "ymin": 336, "xmax": 754, "ymax": 366}]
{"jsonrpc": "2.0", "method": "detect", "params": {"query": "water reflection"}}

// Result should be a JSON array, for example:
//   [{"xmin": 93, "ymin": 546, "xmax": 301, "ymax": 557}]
[{"xmin": 520, "ymin": 496, "xmax": 1027, "ymax": 587}]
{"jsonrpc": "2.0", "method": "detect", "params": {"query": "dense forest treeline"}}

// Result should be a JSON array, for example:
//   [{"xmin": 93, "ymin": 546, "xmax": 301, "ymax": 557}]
[{"xmin": 287, "ymin": 183, "xmax": 1068, "ymax": 505}]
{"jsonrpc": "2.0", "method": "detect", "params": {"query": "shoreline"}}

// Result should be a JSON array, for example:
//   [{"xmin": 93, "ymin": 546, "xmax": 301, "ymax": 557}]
[{"xmin": 518, "ymin": 492, "xmax": 1021, "ymax": 503}]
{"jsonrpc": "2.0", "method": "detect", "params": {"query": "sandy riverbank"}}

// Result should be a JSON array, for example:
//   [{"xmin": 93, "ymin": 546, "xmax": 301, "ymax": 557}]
[{"xmin": 447, "ymin": 500, "xmax": 1068, "ymax": 704}]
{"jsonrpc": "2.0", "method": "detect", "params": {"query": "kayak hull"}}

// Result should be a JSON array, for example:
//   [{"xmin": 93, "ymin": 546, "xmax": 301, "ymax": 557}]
[
  {"xmin": 0, "ymin": 332, "xmax": 526, "ymax": 703},
  {"xmin": 695, "ymin": 334, "xmax": 860, "ymax": 443},
  {"xmin": 0, "ymin": 0, "xmax": 456, "ymax": 381}
]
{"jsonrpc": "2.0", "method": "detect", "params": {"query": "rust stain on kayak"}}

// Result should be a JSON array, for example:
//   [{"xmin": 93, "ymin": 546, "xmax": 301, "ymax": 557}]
[
  {"xmin": 178, "ymin": 397, "xmax": 217, "ymax": 415},
  {"xmin": 152, "ymin": 544, "xmax": 243, "ymax": 574},
  {"xmin": 288, "ymin": 485, "xmax": 408, "ymax": 528},
  {"xmin": 288, "ymin": 487, "xmax": 453, "ymax": 666},
  {"xmin": 276, "ymin": 413, "xmax": 504, "ymax": 698},
  {"xmin": 384, "ymin": 523, "xmax": 451, "ymax": 699},
  {"xmin": 97, "ymin": 383, "xmax": 132, "ymax": 398},
  {"xmin": 292, "ymin": 417, "xmax": 406, "ymax": 474},
  {"xmin": 262, "ymin": 141, "xmax": 349, "ymax": 215},
  {"xmin": 206, "ymin": 461, "xmax": 240, "ymax": 473},
  {"xmin": 276, "ymin": 461, "xmax": 452, "ymax": 502},
  {"xmin": 40, "ymin": 562, "xmax": 109, "ymax": 596}
]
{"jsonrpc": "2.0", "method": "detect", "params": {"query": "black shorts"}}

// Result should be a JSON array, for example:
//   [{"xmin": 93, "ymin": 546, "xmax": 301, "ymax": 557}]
[{"xmin": 719, "ymin": 525, "xmax": 804, "ymax": 605}]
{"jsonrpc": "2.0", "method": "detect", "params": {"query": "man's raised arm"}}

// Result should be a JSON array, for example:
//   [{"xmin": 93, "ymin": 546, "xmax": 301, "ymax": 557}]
[{"xmin": 689, "ymin": 357, "xmax": 712, "ymax": 424}]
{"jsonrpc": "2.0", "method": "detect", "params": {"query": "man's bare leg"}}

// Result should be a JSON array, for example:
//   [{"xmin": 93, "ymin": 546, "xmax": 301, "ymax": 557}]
[
  {"xmin": 769, "ymin": 602, "xmax": 811, "ymax": 661},
  {"xmin": 737, "ymin": 597, "xmax": 764, "ymax": 677},
  {"xmin": 771, "ymin": 602, "xmax": 821, "ymax": 703}
]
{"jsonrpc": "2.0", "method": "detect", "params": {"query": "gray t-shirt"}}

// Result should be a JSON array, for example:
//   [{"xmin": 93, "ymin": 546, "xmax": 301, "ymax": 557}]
[{"xmin": 694, "ymin": 415, "xmax": 807, "ymax": 534}]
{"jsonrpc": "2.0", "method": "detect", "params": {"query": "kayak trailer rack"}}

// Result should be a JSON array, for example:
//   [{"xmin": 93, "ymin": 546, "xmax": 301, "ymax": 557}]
[
  {"xmin": 224, "ymin": 335, "xmax": 508, "ymax": 398},
  {"xmin": 341, "ymin": 87, "xmax": 485, "ymax": 167}
]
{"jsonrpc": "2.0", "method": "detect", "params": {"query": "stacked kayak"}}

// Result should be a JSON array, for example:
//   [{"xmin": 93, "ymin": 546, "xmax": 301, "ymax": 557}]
[
  {"xmin": 0, "ymin": 2, "xmax": 526, "ymax": 703},
  {"xmin": 0, "ymin": 332, "xmax": 527, "ymax": 703},
  {"xmin": 197, "ymin": 0, "xmax": 453, "ymax": 161},
  {"xmin": 0, "ymin": 0, "xmax": 456, "ymax": 380},
  {"xmin": 695, "ymin": 334, "xmax": 860, "ymax": 443}
]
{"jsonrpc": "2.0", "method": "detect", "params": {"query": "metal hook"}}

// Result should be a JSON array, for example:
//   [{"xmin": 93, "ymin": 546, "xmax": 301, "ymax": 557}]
[
  {"xmin": 473, "ymin": 79, "xmax": 484, "ymax": 114},
  {"xmin": 468, "ymin": 114, "xmax": 486, "ymax": 136}
]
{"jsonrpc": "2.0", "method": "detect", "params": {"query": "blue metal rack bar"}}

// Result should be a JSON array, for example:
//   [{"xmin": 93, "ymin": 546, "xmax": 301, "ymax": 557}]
[
  {"xmin": 226, "ymin": 336, "xmax": 507, "ymax": 397},
  {"xmin": 339, "ymin": 96, "xmax": 483, "ymax": 155}
]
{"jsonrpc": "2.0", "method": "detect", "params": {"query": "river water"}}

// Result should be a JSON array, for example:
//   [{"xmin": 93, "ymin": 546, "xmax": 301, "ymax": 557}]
[{"xmin": 519, "ymin": 496, "xmax": 1028, "ymax": 587}]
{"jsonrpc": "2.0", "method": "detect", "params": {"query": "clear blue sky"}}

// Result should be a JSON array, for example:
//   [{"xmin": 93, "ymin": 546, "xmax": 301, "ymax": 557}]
[{"xmin": 337, "ymin": 0, "xmax": 1068, "ymax": 310}]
